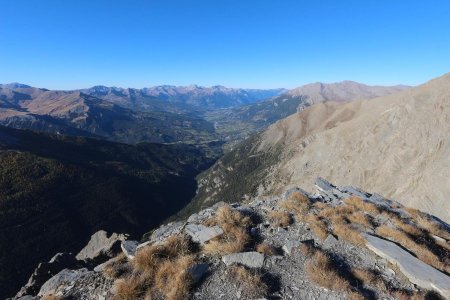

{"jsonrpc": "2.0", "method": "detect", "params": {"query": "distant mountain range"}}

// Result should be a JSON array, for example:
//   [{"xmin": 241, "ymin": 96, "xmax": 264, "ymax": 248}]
[
  {"xmin": 0, "ymin": 82, "xmax": 410, "ymax": 150},
  {"xmin": 80, "ymin": 85, "xmax": 287, "ymax": 111},
  {"xmin": 0, "ymin": 88, "xmax": 217, "ymax": 144},
  {"xmin": 185, "ymin": 73, "xmax": 449, "ymax": 223}
]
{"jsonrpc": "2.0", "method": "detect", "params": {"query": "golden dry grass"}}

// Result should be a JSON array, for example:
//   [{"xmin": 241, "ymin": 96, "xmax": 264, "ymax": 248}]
[
  {"xmin": 152, "ymin": 255, "xmax": 195, "ymax": 300},
  {"xmin": 333, "ymin": 224, "xmax": 366, "ymax": 246},
  {"xmin": 114, "ymin": 275, "xmax": 147, "ymax": 300},
  {"xmin": 376, "ymin": 225, "xmax": 446, "ymax": 272},
  {"xmin": 304, "ymin": 214, "xmax": 329, "ymax": 240},
  {"xmin": 203, "ymin": 206, "xmax": 252, "ymax": 255},
  {"xmin": 346, "ymin": 212, "xmax": 372, "ymax": 228},
  {"xmin": 133, "ymin": 234, "xmax": 192, "ymax": 276},
  {"xmin": 114, "ymin": 234, "xmax": 198, "ymax": 300},
  {"xmin": 351, "ymin": 268, "xmax": 387, "ymax": 291},
  {"xmin": 279, "ymin": 192, "xmax": 311, "ymax": 217},
  {"xmin": 305, "ymin": 250, "xmax": 354, "ymax": 294},
  {"xmin": 212, "ymin": 205, "xmax": 253, "ymax": 228},
  {"xmin": 102, "ymin": 253, "xmax": 131, "ymax": 279},
  {"xmin": 268, "ymin": 210, "xmax": 293, "ymax": 227},
  {"xmin": 415, "ymin": 215, "xmax": 450, "ymax": 241},
  {"xmin": 318, "ymin": 205, "xmax": 355, "ymax": 220},
  {"xmin": 344, "ymin": 196, "xmax": 381, "ymax": 215},
  {"xmin": 228, "ymin": 265, "xmax": 269, "ymax": 299},
  {"xmin": 392, "ymin": 290, "xmax": 426, "ymax": 300},
  {"xmin": 255, "ymin": 242, "xmax": 277, "ymax": 256},
  {"xmin": 299, "ymin": 243, "xmax": 315, "ymax": 256}
]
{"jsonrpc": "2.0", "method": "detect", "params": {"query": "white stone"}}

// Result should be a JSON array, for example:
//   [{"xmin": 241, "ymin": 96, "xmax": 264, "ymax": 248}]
[
  {"xmin": 185, "ymin": 224, "xmax": 223, "ymax": 244},
  {"xmin": 222, "ymin": 252, "xmax": 264, "ymax": 268}
]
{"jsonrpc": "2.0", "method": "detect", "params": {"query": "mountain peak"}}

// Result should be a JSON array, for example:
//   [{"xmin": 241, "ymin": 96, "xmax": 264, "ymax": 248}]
[{"xmin": 1, "ymin": 83, "xmax": 32, "ymax": 89}]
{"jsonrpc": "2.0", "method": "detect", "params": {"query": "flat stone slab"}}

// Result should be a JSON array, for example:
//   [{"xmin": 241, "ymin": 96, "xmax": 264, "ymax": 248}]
[
  {"xmin": 364, "ymin": 234, "xmax": 450, "ymax": 298},
  {"xmin": 185, "ymin": 224, "xmax": 224, "ymax": 244},
  {"xmin": 121, "ymin": 240, "xmax": 140, "ymax": 259},
  {"xmin": 222, "ymin": 252, "xmax": 264, "ymax": 268}
]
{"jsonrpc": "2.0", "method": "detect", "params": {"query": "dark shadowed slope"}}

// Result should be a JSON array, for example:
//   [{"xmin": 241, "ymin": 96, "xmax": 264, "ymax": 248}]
[{"xmin": 0, "ymin": 126, "xmax": 216, "ymax": 298}]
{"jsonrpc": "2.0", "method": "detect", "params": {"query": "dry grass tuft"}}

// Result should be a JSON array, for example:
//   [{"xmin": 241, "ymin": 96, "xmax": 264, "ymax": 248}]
[
  {"xmin": 318, "ymin": 205, "xmax": 355, "ymax": 220},
  {"xmin": 114, "ymin": 234, "xmax": 197, "ymax": 300},
  {"xmin": 299, "ymin": 243, "xmax": 315, "ymax": 256},
  {"xmin": 392, "ymin": 290, "xmax": 426, "ymax": 300},
  {"xmin": 305, "ymin": 250, "xmax": 354, "ymax": 293},
  {"xmin": 268, "ymin": 210, "xmax": 293, "ymax": 227},
  {"xmin": 228, "ymin": 265, "xmax": 269, "ymax": 299},
  {"xmin": 133, "ymin": 234, "xmax": 192, "ymax": 276},
  {"xmin": 344, "ymin": 196, "xmax": 381, "ymax": 215},
  {"xmin": 256, "ymin": 242, "xmax": 277, "ymax": 256},
  {"xmin": 376, "ymin": 225, "xmax": 446, "ymax": 272},
  {"xmin": 203, "ymin": 206, "xmax": 252, "ymax": 255},
  {"xmin": 305, "ymin": 214, "xmax": 329, "ymax": 240},
  {"xmin": 102, "ymin": 253, "xmax": 131, "ymax": 279},
  {"xmin": 152, "ymin": 255, "xmax": 195, "ymax": 300},
  {"xmin": 279, "ymin": 192, "xmax": 311, "ymax": 217},
  {"xmin": 351, "ymin": 268, "xmax": 387, "ymax": 291},
  {"xmin": 333, "ymin": 224, "xmax": 366, "ymax": 246},
  {"xmin": 114, "ymin": 275, "xmax": 147, "ymax": 300},
  {"xmin": 346, "ymin": 212, "xmax": 372, "ymax": 228},
  {"xmin": 415, "ymin": 215, "xmax": 450, "ymax": 241},
  {"xmin": 213, "ymin": 205, "xmax": 253, "ymax": 228}
]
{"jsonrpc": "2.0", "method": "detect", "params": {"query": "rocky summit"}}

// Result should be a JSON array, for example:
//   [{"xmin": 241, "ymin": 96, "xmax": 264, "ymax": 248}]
[{"xmin": 13, "ymin": 178, "xmax": 450, "ymax": 300}]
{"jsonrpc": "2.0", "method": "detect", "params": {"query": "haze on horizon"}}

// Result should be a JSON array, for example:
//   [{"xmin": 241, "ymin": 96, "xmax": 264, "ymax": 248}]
[{"xmin": 1, "ymin": 0, "xmax": 450, "ymax": 90}]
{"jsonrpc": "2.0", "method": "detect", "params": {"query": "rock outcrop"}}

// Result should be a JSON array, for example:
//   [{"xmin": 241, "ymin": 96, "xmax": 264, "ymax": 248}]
[
  {"xmin": 14, "ymin": 179, "xmax": 450, "ymax": 300},
  {"xmin": 76, "ymin": 230, "xmax": 127, "ymax": 262}
]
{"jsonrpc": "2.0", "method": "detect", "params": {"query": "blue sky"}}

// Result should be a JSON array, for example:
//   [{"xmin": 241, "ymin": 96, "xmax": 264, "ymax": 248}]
[{"xmin": 1, "ymin": 0, "xmax": 450, "ymax": 89}]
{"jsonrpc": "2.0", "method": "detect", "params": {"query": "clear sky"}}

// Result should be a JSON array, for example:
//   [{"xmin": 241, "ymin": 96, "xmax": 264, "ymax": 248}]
[{"xmin": 1, "ymin": 0, "xmax": 450, "ymax": 89}]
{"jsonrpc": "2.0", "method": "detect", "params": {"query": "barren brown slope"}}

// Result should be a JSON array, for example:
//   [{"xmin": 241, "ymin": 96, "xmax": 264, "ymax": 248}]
[
  {"xmin": 258, "ymin": 73, "xmax": 450, "ymax": 221},
  {"xmin": 287, "ymin": 80, "xmax": 410, "ymax": 103}
]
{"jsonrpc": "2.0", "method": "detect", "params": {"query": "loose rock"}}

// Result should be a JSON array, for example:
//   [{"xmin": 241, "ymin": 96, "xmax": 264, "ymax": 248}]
[{"xmin": 222, "ymin": 252, "xmax": 264, "ymax": 268}]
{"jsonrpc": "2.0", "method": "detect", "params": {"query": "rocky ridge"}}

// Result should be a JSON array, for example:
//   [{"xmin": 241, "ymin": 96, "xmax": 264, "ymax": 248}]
[{"xmin": 13, "ymin": 178, "xmax": 450, "ymax": 300}]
